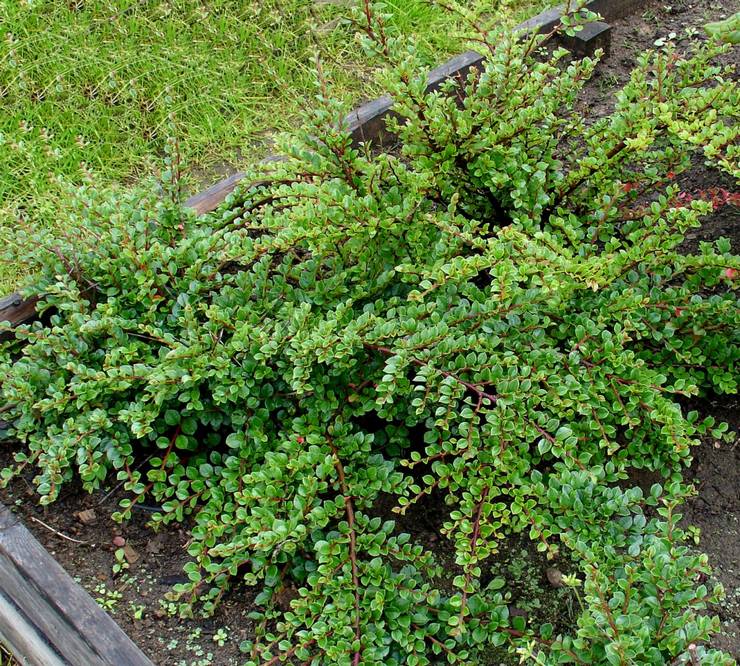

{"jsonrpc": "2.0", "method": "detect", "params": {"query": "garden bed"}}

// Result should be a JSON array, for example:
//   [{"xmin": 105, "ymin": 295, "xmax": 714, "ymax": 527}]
[
  {"xmin": 0, "ymin": 409, "xmax": 737, "ymax": 665},
  {"xmin": 0, "ymin": 0, "xmax": 738, "ymax": 664}
]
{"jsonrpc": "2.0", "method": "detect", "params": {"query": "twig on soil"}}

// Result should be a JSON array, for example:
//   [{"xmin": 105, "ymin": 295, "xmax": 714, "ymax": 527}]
[{"xmin": 30, "ymin": 516, "xmax": 91, "ymax": 545}]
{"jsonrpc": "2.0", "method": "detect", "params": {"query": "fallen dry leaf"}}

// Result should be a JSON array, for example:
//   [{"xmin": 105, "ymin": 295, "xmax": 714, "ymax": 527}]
[{"xmin": 123, "ymin": 544, "xmax": 140, "ymax": 565}]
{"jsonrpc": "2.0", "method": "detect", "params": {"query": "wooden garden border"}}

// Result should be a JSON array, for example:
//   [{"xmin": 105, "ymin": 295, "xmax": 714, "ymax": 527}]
[
  {"xmin": 0, "ymin": 503, "xmax": 153, "ymax": 666},
  {"xmin": 0, "ymin": 1, "xmax": 641, "ymax": 663}
]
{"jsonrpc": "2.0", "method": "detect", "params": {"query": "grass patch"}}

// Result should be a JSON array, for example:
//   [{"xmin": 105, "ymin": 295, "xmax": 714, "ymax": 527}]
[{"xmin": 0, "ymin": 0, "xmax": 551, "ymax": 292}]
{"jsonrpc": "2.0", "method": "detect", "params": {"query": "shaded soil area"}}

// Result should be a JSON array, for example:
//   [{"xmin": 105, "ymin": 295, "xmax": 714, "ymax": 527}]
[
  {"xmin": 683, "ymin": 396, "xmax": 740, "ymax": 657},
  {"xmin": 0, "ymin": 457, "xmax": 252, "ymax": 666},
  {"xmin": 579, "ymin": 0, "xmax": 739, "ymax": 118},
  {"xmin": 0, "ymin": 1, "xmax": 738, "ymax": 664},
  {"xmin": 377, "ymin": 490, "xmax": 580, "ymax": 666}
]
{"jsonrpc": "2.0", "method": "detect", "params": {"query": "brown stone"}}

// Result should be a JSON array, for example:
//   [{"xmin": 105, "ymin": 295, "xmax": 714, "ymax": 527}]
[{"xmin": 74, "ymin": 509, "xmax": 97, "ymax": 525}]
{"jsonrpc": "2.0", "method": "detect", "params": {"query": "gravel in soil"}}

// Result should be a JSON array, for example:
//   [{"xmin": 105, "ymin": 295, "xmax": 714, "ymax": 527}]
[{"xmin": 0, "ymin": 1, "xmax": 738, "ymax": 664}]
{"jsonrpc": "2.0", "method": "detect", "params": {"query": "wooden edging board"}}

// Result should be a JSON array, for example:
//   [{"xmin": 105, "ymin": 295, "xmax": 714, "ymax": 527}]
[
  {"xmin": 0, "ymin": 1, "xmax": 640, "ymax": 663},
  {"xmin": 0, "ymin": 504, "xmax": 154, "ymax": 666}
]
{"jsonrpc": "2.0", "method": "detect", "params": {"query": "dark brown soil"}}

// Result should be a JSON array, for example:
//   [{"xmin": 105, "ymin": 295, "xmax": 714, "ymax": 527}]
[
  {"xmin": 683, "ymin": 396, "xmax": 740, "ymax": 657},
  {"xmin": 1, "ymin": 1, "xmax": 738, "ymax": 664},
  {"xmin": 580, "ymin": 0, "xmax": 739, "ymax": 116},
  {"xmin": 0, "ymin": 457, "xmax": 253, "ymax": 666}
]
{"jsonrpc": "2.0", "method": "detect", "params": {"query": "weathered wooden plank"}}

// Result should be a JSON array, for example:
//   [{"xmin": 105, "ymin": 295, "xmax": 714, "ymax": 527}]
[
  {"xmin": 345, "ymin": 50, "xmax": 488, "ymax": 147},
  {"xmin": 0, "ymin": 591, "xmax": 67, "ymax": 666},
  {"xmin": 520, "ymin": 0, "xmax": 645, "ymax": 32},
  {"xmin": 344, "ymin": 94, "xmax": 397, "ymax": 146},
  {"xmin": 559, "ymin": 20, "xmax": 612, "ymax": 57},
  {"xmin": 0, "ymin": 549, "xmax": 106, "ymax": 666},
  {"xmin": 0, "ymin": 504, "xmax": 154, "ymax": 666},
  {"xmin": 185, "ymin": 171, "xmax": 247, "ymax": 217},
  {"xmin": 0, "ymin": 294, "xmax": 39, "ymax": 344},
  {"xmin": 0, "ymin": 293, "xmax": 39, "ymax": 341},
  {"xmin": 183, "ymin": 156, "xmax": 287, "ymax": 216},
  {"xmin": 516, "ymin": 4, "xmax": 569, "ymax": 35},
  {"xmin": 426, "ymin": 50, "xmax": 486, "ymax": 91}
]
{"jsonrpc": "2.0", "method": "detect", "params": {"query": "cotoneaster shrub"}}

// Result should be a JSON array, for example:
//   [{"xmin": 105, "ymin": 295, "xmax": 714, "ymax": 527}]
[{"xmin": 1, "ymin": 4, "xmax": 738, "ymax": 664}]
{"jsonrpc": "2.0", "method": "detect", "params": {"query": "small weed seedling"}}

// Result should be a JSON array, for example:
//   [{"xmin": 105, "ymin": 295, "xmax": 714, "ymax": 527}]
[{"xmin": 93, "ymin": 583, "xmax": 122, "ymax": 613}]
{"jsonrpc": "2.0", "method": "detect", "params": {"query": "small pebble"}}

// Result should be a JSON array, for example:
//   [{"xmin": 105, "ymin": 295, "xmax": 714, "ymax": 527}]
[{"xmin": 112, "ymin": 535, "xmax": 126, "ymax": 547}]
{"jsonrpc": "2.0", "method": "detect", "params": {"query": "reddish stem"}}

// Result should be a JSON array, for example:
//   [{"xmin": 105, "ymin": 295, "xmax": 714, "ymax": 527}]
[
  {"xmin": 331, "ymin": 443, "xmax": 363, "ymax": 665},
  {"xmin": 457, "ymin": 486, "xmax": 490, "ymax": 629}
]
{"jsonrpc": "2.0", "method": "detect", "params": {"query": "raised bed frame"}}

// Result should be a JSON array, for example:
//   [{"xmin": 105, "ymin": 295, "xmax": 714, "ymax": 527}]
[
  {"xmin": 0, "ymin": 504, "xmax": 152, "ymax": 666},
  {"xmin": 0, "ymin": 2, "xmax": 640, "ymax": 663}
]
